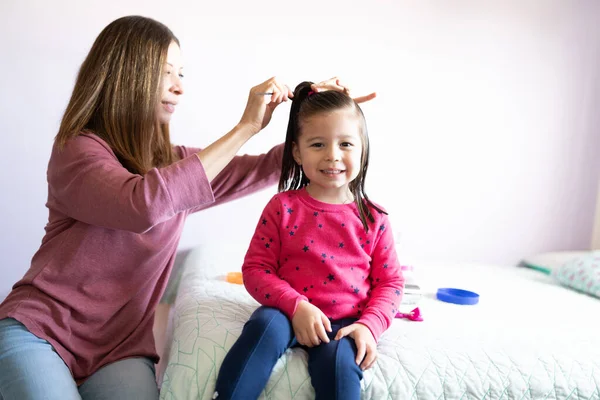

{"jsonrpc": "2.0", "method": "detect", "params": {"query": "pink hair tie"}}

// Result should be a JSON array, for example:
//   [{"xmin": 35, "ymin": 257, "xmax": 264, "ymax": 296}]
[
  {"xmin": 396, "ymin": 307, "xmax": 423, "ymax": 322},
  {"xmin": 307, "ymin": 90, "xmax": 315, "ymax": 97}
]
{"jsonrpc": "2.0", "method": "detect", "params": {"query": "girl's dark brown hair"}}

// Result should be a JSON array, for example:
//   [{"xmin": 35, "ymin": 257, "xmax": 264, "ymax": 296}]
[
  {"xmin": 55, "ymin": 15, "xmax": 179, "ymax": 174},
  {"xmin": 279, "ymin": 81, "xmax": 385, "ymax": 231}
]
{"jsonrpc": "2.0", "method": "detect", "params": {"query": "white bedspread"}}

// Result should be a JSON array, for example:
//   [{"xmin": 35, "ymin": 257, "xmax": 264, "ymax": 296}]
[{"xmin": 160, "ymin": 245, "xmax": 600, "ymax": 399}]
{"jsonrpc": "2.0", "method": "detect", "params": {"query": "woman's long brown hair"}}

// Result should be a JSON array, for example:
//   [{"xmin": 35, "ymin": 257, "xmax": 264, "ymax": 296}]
[{"xmin": 55, "ymin": 15, "xmax": 179, "ymax": 174}]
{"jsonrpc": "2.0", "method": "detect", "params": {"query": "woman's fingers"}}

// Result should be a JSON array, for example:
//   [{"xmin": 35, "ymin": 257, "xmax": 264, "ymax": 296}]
[
  {"xmin": 311, "ymin": 77, "xmax": 376, "ymax": 104},
  {"xmin": 353, "ymin": 92, "xmax": 377, "ymax": 104},
  {"xmin": 311, "ymin": 76, "xmax": 344, "ymax": 92}
]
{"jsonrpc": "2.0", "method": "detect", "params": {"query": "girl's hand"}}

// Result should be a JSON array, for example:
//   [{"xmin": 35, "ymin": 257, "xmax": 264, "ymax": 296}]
[
  {"xmin": 292, "ymin": 301, "xmax": 332, "ymax": 347},
  {"xmin": 238, "ymin": 77, "xmax": 293, "ymax": 135},
  {"xmin": 310, "ymin": 76, "xmax": 377, "ymax": 104},
  {"xmin": 335, "ymin": 323, "xmax": 378, "ymax": 370}
]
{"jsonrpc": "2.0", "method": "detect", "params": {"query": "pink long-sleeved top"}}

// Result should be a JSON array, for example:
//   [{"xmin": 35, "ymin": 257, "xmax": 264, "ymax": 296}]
[
  {"xmin": 0, "ymin": 133, "xmax": 282, "ymax": 383},
  {"xmin": 242, "ymin": 189, "xmax": 405, "ymax": 341}
]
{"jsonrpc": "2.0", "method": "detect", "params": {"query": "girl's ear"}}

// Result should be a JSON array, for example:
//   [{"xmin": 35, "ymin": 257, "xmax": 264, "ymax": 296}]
[{"xmin": 292, "ymin": 142, "xmax": 302, "ymax": 165}]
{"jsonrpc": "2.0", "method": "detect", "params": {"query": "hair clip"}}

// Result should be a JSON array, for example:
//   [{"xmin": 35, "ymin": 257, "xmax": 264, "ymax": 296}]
[{"xmin": 395, "ymin": 307, "xmax": 423, "ymax": 321}]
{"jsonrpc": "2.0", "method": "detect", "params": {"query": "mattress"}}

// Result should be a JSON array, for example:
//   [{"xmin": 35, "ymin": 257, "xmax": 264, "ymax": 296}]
[{"xmin": 159, "ymin": 244, "xmax": 600, "ymax": 399}]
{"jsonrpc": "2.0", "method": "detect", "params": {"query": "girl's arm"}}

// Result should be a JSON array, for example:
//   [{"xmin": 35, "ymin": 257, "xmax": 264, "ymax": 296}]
[
  {"xmin": 357, "ymin": 215, "xmax": 405, "ymax": 341},
  {"xmin": 242, "ymin": 195, "xmax": 308, "ymax": 319}
]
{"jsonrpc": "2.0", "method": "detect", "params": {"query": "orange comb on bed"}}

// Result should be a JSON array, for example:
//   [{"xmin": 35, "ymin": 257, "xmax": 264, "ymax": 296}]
[{"xmin": 226, "ymin": 272, "xmax": 243, "ymax": 285}]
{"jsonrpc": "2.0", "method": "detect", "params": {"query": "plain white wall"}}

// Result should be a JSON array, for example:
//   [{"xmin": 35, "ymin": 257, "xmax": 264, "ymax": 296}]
[{"xmin": 1, "ymin": 0, "xmax": 599, "ymax": 299}]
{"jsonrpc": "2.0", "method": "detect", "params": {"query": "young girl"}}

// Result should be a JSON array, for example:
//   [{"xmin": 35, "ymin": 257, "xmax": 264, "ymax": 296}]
[
  {"xmin": 214, "ymin": 82, "xmax": 404, "ymax": 399},
  {"xmin": 0, "ymin": 15, "xmax": 373, "ymax": 399}
]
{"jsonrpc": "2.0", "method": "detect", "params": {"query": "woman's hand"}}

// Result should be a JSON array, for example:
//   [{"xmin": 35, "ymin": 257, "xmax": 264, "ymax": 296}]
[
  {"xmin": 292, "ymin": 300, "xmax": 332, "ymax": 347},
  {"xmin": 311, "ymin": 77, "xmax": 377, "ymax": 104},
  {"xmin": 335, "ymin": 323, "xmax": 378, "ymax": 370},
  {"xmin": 238, "ymin": 77, "xmax": 293, "ymax": 135}
]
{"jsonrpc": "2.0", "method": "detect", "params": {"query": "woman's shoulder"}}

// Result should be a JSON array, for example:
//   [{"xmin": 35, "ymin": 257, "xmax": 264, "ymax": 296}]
[{"xmin": 54, "ymin": 132, "xmax": 114, "ymax": 156}]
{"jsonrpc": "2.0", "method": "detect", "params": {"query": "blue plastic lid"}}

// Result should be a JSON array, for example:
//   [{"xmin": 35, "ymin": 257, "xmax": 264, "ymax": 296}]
[{"xmin": 436, "ymin": 288, "xmax": 480, "ymax": 305}]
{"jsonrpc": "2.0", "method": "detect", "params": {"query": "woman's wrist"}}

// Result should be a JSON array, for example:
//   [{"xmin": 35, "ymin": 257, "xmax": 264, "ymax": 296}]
[{"xmin": 234, "ymin": 122, "xmax": 260, "ymax": 139}]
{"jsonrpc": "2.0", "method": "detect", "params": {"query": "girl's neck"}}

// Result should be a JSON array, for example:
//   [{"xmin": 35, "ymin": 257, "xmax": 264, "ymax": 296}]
[{"xmin": 305, "ymin": 185, "xmax": 354, "ymax": 205}]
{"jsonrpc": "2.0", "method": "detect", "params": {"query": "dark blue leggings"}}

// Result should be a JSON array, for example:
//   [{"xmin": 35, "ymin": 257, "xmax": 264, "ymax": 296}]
[{"xmin": 214, "ymin": 306, "xmax": 363, "ymax": 400}]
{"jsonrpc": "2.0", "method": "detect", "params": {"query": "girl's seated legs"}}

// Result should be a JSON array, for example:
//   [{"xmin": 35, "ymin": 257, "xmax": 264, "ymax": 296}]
[
  {"xmin": 214, "ymin": 306, "xmax": 296, "ymax": 400},
  {"xmin": 306, "ymin": 318, "xmax": 363, "ymax": 400}
]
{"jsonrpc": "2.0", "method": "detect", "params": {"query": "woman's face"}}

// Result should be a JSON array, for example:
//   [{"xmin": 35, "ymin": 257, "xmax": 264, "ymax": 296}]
[{"xmin": 157, "ymin": 41, "xmax": 184, "ymax": 124}]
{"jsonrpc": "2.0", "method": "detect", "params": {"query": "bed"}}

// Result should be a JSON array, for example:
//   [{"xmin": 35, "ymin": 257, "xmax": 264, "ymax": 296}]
[{"xmin": 159, "ymin": 243, "xmax": 600, "ymax": 399}]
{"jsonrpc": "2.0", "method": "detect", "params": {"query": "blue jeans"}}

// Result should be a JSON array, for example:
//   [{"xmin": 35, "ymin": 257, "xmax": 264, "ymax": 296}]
[
  {"xmin": 214, "ymin": 306, "xmax": 363, "ymax": 400},
  {"xmin": 0, "ymin": 318, "xmax": 158, "ymax": 400}
]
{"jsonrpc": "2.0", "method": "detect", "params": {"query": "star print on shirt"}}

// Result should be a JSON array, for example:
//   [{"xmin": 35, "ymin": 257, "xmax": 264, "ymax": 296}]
[
  {"xmin": 287, "ymin": 208, "xmax": 293, "ymax": 214},
  {"xmin": 313, "ymin": 212, "xmax": 319, "ymax": 217},
  {"xmin": 327, "ymin": 274, "xmax": 335, "ymax": 281},
  {"xmin": 262, "ymin": 219, "xmax": 267, "ymax": 225},
  {"xmin": 265, "ymin": 293, "xmax": 271, "ymax": 299},
  {"xmin": 339, "ymin": 242, "xmax": 344, "ymax": 248},
  {"xmin": 265, "ymin": 270, "xmax": 271, "ymax": 274},
  {"xmin": 303, "ymin": 245, "xmax": 309, "ymax": 252},
  {"xmin": 380, "ymin": 224, "xmax": 386, "ymax": 231}
]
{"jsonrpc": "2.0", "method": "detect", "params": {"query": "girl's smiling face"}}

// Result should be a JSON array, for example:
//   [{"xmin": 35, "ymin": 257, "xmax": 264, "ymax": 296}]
[{"xmin": 293, "ymin": 107, "xmax": 363, "ymax": 203}]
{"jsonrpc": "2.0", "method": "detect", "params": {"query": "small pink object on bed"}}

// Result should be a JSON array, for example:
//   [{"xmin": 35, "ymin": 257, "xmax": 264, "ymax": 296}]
[{"xmin": 396, "ymin": 307, "xmax": 423, "ymax": 321}]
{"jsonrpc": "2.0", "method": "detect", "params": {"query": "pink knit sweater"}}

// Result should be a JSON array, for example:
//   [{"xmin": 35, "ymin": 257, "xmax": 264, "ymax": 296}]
[
  {"xmin": 242, "ymin": 189, "xmax": 404, "ymax": 341},
  {"xmin": 0, "ymin": 133, "xmax": 282, "ymax": 383}
]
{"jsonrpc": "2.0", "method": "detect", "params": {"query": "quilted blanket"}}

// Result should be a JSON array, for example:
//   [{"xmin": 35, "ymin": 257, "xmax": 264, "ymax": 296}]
[{"xmin": 160, "ymin": 246, "xmax": 600, "ymax": 400}]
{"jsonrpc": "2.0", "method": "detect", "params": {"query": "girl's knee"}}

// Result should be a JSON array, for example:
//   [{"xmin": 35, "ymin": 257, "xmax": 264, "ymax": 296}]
[
  {"xmin": 242, "ymin": 307, "xmax": 293, "ymax": 350},
  {"xmin": 246, "ymin": 307, "xmax": 289, "ymax": 332}
]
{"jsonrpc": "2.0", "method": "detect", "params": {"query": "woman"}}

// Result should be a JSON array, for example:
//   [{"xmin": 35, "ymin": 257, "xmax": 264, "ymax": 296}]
[{"xmin": 0, "ymin": 15, "xmax": 375, "ymax": 399}]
